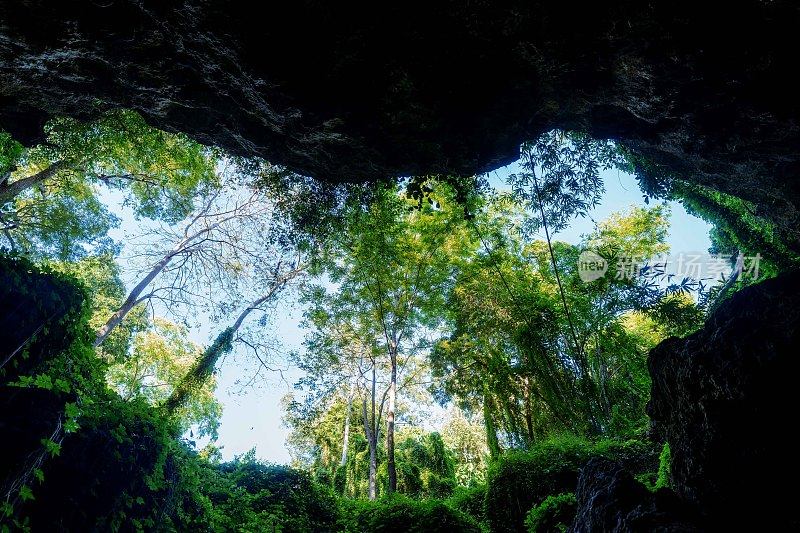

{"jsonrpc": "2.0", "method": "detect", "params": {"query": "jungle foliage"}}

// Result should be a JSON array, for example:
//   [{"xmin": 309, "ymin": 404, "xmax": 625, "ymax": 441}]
[{"xmin": 1, "ymin": 116, "xmax": 794, "ymax": 531}]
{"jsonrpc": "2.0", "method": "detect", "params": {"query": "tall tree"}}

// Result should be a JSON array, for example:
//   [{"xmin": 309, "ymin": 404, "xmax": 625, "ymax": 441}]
[
  {"xmin": 302, "ymin": 181, "xmax": 474, "ymax": 495},
  {"xmin": 293, "ymin": 287, "xmax": 403, "ymax": 499},
  {"xmin": 432, "ymin": 197, "xmax": 685, "ymax": 443},
  {"xmin": 163, "ymin": 258, "xmax": 305, "ymax": 414},
  {"xmin": 440, "ymin": 408, "xmax": 489, "ymax": 486}
]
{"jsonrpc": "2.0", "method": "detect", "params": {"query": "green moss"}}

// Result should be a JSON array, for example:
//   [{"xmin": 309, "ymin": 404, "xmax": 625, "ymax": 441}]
[{"xmin": 656, "ymin": 442, "xmax": 671, "ymax": 489}]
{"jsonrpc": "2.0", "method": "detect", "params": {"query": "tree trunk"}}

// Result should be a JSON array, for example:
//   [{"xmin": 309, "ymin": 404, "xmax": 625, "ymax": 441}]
[
  {"xmin": 341, "ymin": 384, "xmax": 353, "ymax": 467},
  {"xmin": 94, "ymin": 212, "xmax": 265, "ymax": 348},
  {"xmin": 162, "ymin": 326, "xmax": 235, "ymax": 413},
  {"xmin": 94, "ymin": 251, "xmax": 174, "ymax": 347},
  {"xmin": 0, "ymin": 161, "xmax": 67, "ymax": 204},
  {"xmin": 361, "ymin": 400, "xmax": 377, "ymax": 498},
  {"xmin": 162, "ymin": 274, "xmax": 302, "ymax": 413},
  {"xmin": 523, "ymin": 378, "xmax": 535, "ymax": 445},
  {"xmin": 502, "ymin": 400, "xmax": 520, "ymax": 447},
  {"xmin": 386, "ymin": 348, "xmax": 397, "ymax": 494},
  {"xmin": 483, "ymin": 392, "xmax": 501, "ymax": 459},
  {"xmin": 361, "ymin": 365, "xmax": 378, "ymax": 500},
  {"xmin": 366, "ymin": 405, "xmax": 377, "ymax": 500},
  {"xmin": 595, "ymin": 332, "xmax": 611, "ymax": 421}
]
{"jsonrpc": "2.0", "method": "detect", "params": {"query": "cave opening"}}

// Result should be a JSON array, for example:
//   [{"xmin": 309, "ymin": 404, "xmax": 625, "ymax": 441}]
[{"xmin": 2, "ymin": 3, "xmax": 800, "ymax": 531}]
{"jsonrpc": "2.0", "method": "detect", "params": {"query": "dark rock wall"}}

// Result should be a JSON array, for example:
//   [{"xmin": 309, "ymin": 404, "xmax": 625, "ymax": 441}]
[
  {"xmin": 571, "ymin": 459, "xmax": 700, "ymax": 533},
  {"xmin": 3, "ymin": 2, "xmax": 800, "ymax": 232},
  {"xmin": 647, "ymin": 270, "xmax": 800, "ymax": 529},
  {"xmin": 0, "ymin": 386, "xmax": 64, "ymax": 500},
  {"xmin": 572, "ymin": 271, "xmax": 800, "ymax": 530}
]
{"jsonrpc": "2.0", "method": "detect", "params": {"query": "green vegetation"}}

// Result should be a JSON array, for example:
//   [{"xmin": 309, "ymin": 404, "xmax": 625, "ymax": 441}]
[
  {"xmin": 656, "ymin": 443, "xmax": 672, "ymax": 490},
  {"xmin": 338, "ymin": 496, "xmax": 481, "ymax": 533},
  {"xmin": 1, "ymin": 110, "xmax": 217, "ymax": 260},
  {"xmin": 1, "ymin": 118, "xmax": 794, "ymax": 531},
  {"xmin": 485, "ymin": 436, "xmax": 656, "ymax": 532},
  {"xmin": 524, "ymin": 493, "xmax": 577, "ymax": 533}
]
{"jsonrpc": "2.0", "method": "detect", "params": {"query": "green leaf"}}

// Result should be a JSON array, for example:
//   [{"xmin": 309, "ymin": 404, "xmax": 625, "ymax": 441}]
[
  {"xmin": 41, "ymin": 438, "xmax": 61, "ymax": 457},
  {"xmin": 64, "ymin": 402, "xmax": 80, "ymax": 419},
  {"xmin": 19, "ymin": 485, "xmax": 34, "ymax": 502},
  {"xmin": 55, "ymin": 378, "xmax": 71, "ymax": 393},
  {"xmin": 33, "ymin": 374, "xmax": 53, "ymax": 390}
]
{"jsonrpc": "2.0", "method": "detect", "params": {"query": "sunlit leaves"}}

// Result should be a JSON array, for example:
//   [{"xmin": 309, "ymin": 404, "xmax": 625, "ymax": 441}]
[
  {"xmin": 288, "ymin": 180, "xmax": 478, "ymax": 489},
  {"xmin": 1, "ymin": 110, "xmax": 218, "ymax": 259},
  {"xmin": 0, "ymin": 130, "xmax": 23, "ymax": 174},
  {"xmin": 32, "ymin": 110, "xmax": 218, "ymax": 222},
  {"xmin": 106, "ymin": 318, "xmax": 222, "ymax": 440},
  {"xmin": 434, "ymin": 200, "xmax": 684, "ymax": 441},
  {"xmin": 1, "ymin": 169, "xmax": 119, "ymax": 260},
  {"xmin": 50, "ymin": 253, "xmax": 147, "ymax": 362},
  {"xmin": 508, "ymin": 130, "xmax": 625, "ymax": 235},
  {"xmin": 440, "ymin": 410, "xmax": 489, "ymax": 486},
  {"xmin": 671, "ymin": 180, "xmax": 799, "ymax": 278}
]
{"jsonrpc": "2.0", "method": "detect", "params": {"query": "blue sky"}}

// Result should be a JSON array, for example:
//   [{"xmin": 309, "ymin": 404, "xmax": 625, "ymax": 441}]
[{"xmin": 106, "ymin": 163, "xmax": 713, "ymax": 464}]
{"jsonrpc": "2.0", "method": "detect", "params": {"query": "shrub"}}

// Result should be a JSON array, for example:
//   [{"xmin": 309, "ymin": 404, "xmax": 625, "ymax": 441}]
[
  {"xmin": 14, "ymin": 396, "xmax": 204, "ymax": 531},
  {"xmin": 382, "ymin": 432, "xmax": 457, "ymax": 499},
  {"xmin": 636, "ymin": 442, "xmax": 672, "ymax": 492},
  {"xmin": 485, "ymin": 435, "xmax": 656, "ymax": 532},
  {"xmin": 448, "ymin": 485, "xmax": 487, "ymax": 526},
  {"xmin": 338, "ymin": 494, "xmax": 482, "ymax": 533},
  {"xmin": 524, "ymin": 493, "xmax": 577, "ymax": 533},
  {"xmin": 210, "ymin": 459, "xmax": 340, "ymax": 532}
]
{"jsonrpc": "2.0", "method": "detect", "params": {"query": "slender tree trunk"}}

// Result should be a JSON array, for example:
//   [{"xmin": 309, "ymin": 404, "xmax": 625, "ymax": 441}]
[
  {"xmin": 386, "ymin": 347, "xmax": 397, "ymax": 494},
  {"xmin": 362, "ymin": 397, "xmax": 378, "ymax": 500},
  {"xmin": 94, "ymin": 211, "xmax": 263, "ymax": 348},
  {"xmin": 502, "ymin": 400, "xmax": 520, "ymax": 448},
  {"xmin": 163, "ymin": 270, "xmax": 302, "ymax": 413},
  {"xmin": 362, "ymin": 363, "xmax": 378, "ymax": 500},
  {"xmin": 0, "ymin": 161, "xmax": 67, "ymax": 204},
  {"xmin": 163, "ymin": 326, "xmax": 235, "ymax": 413},
  {"xmin": 523, "ymin": 378, "xmax": 535, "ymax": 445},
  {"xmin": 94, "ymin": 251, "xmax": 174, "ymax": 347},
  {"xmin": 596, "ymin": 332, "xmax": 611, "ymax": 421},
  {"xmin": 341, "ymin": 383, "xmax": 354, "ymax": 467},
  {"xmin": 529, "ymin": 163, "xmax": 598, "ymax": 430}
]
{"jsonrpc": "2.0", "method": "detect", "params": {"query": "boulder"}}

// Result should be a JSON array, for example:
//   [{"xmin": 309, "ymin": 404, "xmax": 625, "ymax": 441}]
[{"xmin": 570, "ymin": 458, "xmax": 700, "ymax": 532}]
